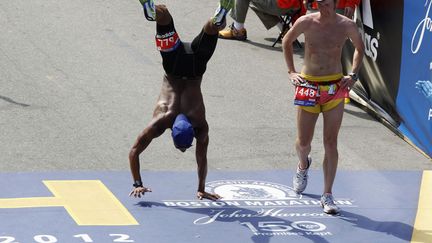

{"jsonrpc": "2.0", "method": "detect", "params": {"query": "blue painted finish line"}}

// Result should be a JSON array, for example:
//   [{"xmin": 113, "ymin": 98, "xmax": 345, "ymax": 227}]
[{"xmin": 0, "ymin": 170, "xmax": 424, "ymax": 243}]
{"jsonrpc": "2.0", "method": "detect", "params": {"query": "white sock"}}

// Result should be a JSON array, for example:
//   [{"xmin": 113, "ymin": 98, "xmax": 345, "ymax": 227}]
[{"xmin": 233, "ymin": 21, "xmax": 244, "ymax": 30}]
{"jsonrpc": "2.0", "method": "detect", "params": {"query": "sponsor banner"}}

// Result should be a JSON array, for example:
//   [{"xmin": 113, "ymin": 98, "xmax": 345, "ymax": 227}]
[
  {"xmin": 342, "ymin": 0, "xmax": 404, "ymax": 125},
  {"xmin": 0, "ymin": 171, "xmax": 425, "ymax": 243},
  {"xmin": 397, "ymin": 0, "xmax": 432, "ymax": 156},
  {"xmin": 342, "ymin": 0, "xmax": 431, "ymax": 157}
]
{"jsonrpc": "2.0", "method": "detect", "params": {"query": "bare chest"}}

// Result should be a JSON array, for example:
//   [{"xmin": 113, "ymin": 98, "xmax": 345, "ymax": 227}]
[{"xmin": 304, "ymin": 24, "xmax": 347, "ymax": 50}]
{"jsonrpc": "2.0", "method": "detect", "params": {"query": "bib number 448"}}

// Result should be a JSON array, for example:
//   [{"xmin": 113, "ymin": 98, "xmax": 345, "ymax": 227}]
[{"xmin": 294, "ymin": 83, "xmax": 318, "ymax": 107}]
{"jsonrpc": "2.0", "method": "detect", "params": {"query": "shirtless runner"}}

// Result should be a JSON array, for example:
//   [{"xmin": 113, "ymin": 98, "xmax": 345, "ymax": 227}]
[
  {"xmin": 129, "ymin": 0, "xmax": 234, "ymax": 200},
  {"xmin": 282, "ymin": 0, "xmax": 364, "ymax": 214}
]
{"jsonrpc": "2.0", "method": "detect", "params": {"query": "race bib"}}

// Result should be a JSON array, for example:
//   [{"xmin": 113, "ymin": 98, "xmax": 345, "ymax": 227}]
[
  {"xmin": 156, "ymin": 31, "xmax": 180, "ymax": 52},
  {"xmin": 294, "ymin": 82, "xmax": 318, "ymax": 106}
]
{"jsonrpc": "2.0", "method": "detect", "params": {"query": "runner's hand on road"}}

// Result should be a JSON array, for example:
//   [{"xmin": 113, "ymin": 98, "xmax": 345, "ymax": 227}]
[{"xmin": 129, "ymin": 186, "xmax": 152, "ymax": 198}]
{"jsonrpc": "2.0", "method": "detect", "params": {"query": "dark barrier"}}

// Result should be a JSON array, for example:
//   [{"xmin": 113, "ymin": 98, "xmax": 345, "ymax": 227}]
[{"xmin": 342, "ymin": 0, "xmax": 432, "ymax": 158}]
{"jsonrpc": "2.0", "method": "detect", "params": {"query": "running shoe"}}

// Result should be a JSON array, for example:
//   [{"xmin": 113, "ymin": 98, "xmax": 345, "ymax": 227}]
[
  {"xmin": 218, "ymin": 23, "xmax": 247, "ymax": 40},
  {"xmin": 320, "ymin": 193, "xmax": 340, "ymax": 214},
  {"xmin": 212, "ymin": 0, "xmax": 234, "ymax": 26},
  {"xmin": 292, "ymin": 155, "xmax": 312, "ymax": 193},
  {"xmin": 139, "ymin": 0, "xmax": 156, "ymax": 21}
]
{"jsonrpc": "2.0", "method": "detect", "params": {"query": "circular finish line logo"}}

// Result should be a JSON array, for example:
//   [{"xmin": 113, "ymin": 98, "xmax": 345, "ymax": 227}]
[{"xmin": 206, "ymin": 180, "xmax": 301, "ymax": 200}]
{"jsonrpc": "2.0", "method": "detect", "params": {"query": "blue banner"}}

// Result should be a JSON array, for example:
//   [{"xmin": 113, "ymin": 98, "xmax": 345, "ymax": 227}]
[{"xmin": 397, "ymin": 0, "xmax": 432, "ymax": 157}]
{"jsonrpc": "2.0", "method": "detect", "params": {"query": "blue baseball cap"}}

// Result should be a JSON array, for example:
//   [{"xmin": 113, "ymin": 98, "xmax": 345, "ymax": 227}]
[{"xmin": 171, "ymin": 114, "xmax": 195, "ymax": 149}]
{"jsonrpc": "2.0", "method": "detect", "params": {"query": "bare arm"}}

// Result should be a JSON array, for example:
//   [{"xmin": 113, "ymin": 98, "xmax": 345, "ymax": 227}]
[
  {"xmin": 341, "ymin": 20, "xmax": 365, "ymax": 90},
  {"xmin": 282, "ymin": 16, "xmax": 308, "ymax": 85},
  {"xmin": 194, "ymin": 122, "xmax": 221, "ymax": 200},
  {"xmin": 347, "ymin": 21, "xmax": 364, "ymax": 74},
  {"xmin": 282, "ymin": 17, "xmax": 306, "ymax": 73},
  {"xmin": 129, "ymin": 122, "xmax": 165, "ymax": 197},
  {"xmin": 196, "ymin": 132, "xmax": 208, "ymax": 193}
]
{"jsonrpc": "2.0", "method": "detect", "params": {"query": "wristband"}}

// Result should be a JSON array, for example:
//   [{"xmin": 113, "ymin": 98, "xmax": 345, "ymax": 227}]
[
  {"xmin": 348, "ymin": 72, "xmax": 359, "ymax": 81},
  {"xmin": 133, "ymin": 180, "xmax": 143, "ymax": 188}
]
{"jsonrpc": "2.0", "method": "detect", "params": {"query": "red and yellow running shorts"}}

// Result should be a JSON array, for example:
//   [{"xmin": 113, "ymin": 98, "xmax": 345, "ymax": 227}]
[{"xmin": 299, "ymin": 73, "xmax": 350, "ymax": 113}]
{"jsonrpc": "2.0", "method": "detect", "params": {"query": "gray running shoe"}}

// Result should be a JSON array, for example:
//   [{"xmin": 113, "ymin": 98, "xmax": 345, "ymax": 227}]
[
  {"xmin": 320, "ymin": 193, "xmax": 340, "ymax": 214},
  {"xmin": 139, "ymin": 0, "xmax": 156, "ymax": 21},
  {"xmin": 212, "ymin": 0, "xmax": 234, "ymax": 26},
  {"xmin": 292, "ymin": 155, "xmax": 312, "ymax": 193}
]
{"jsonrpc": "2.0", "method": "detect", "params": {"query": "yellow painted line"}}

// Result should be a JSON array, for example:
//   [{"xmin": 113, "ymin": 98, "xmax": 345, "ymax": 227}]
[
  {"xmin": 44, "ymin": 180, "xmax": 139, "ymax": 226},
  {"xmin": 0, "ymin": 180, "xmax": 139, "ymax": 226},
  {"xmin": 411, "ymin": 171, "xmax": 432, "ymax": 243},
  {"xmin": 0, "ymin": 197, "xmax": 63, "ymax": 208}
]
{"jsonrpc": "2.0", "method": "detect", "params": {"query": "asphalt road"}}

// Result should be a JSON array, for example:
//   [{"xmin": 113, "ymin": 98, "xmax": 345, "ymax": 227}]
[{"xmin": 0, "ymin": 0, "xmax": 430, "ymax": 173}]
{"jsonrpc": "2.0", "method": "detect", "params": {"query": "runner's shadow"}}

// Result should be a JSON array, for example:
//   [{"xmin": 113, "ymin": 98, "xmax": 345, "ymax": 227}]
[
  {"xmin": 343, "ymin": 104, "xmax": 377, "ymax": 121},
  {"xmin": 242, "ymin": 39, "xmax": 282, "ymax": 52},
  {"xmin": 301, "ymin": 193, "xmax": 320, "ymax": 199},
  {"xmin": 301, "ymin": 193, "xmax": 420, "ymax": 241},
  {"xmin": 137, "ymin": 201, "xmax": 330, "ymax": 243},
  {"xmin": 338, "ymin": 210, "xmax": 418, "ymax": 242}
]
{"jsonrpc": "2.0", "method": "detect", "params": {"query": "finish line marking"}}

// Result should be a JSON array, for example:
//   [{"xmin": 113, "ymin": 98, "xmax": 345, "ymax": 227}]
[
  {"xmin": 411, "ymin": 170, "xmax": 432, "ymax": 242},
  {"xmin": 0, "ymin": 170, "xmax": 429, "ymax": 242},
  {"xmin": 0, "ymin": 180, "xmax": 138, "ymax": 225}
]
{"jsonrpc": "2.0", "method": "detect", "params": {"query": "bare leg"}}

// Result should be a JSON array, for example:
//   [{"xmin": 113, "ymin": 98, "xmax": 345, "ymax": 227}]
[
  {"xmin": 203, "ymin": 19, "xmax": 226, "ymax": 35},
  {"xmin": 155, "ymin": 1, "xmax": 229, "ymax": 34},
  {"xmin": 322, "ymin": 102, "xmax": 344, "ymax": 194},
  {"xmin": 296, "ymin": 108, "xmax": 319, "ymax": 169},
  {"xmin": 155, "ymin": 5, "xmax": 172, "ymax": 25}
]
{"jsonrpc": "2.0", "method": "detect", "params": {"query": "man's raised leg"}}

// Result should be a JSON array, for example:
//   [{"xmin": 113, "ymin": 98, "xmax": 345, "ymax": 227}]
[
  {"xmin": 155, "ymin": 5, "xmax": 181, "ymax": 59},
  {"xmin": 138, "ymin": 0, "xmax": 174, "ymax": 25}
]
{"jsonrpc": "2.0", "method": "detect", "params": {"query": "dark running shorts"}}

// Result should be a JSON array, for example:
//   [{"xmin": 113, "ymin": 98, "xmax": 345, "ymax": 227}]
[{"xmin": 156, "ymin": 21, "xmax": 218, "ymax": 78}]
